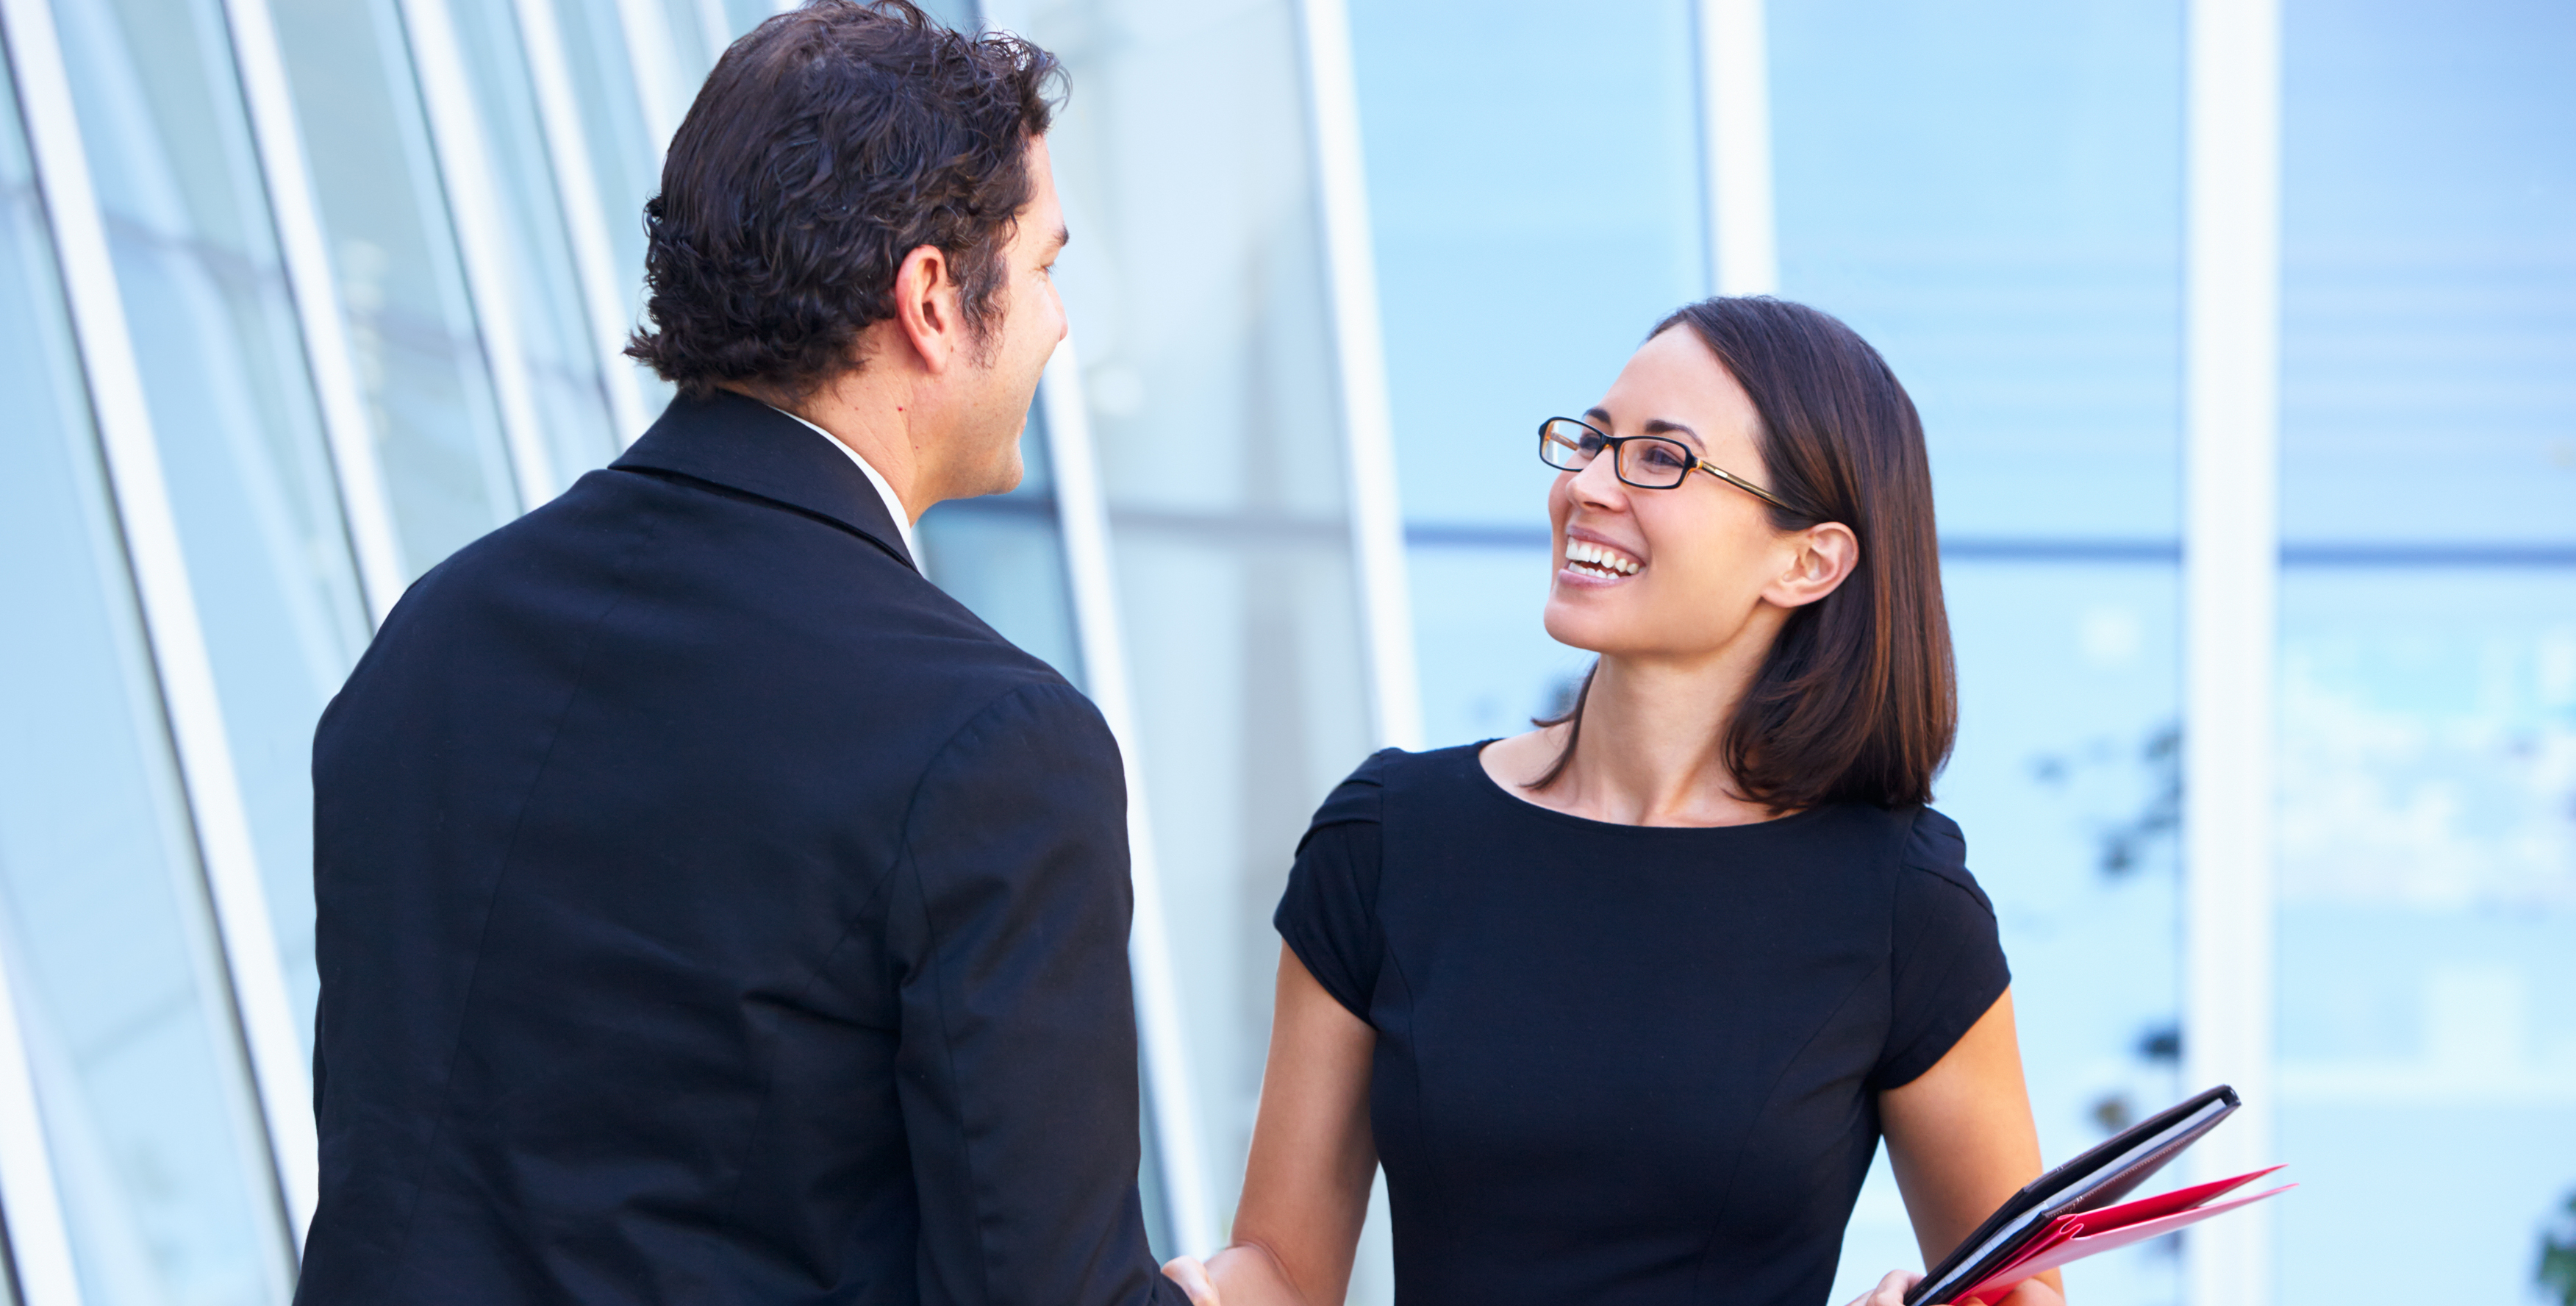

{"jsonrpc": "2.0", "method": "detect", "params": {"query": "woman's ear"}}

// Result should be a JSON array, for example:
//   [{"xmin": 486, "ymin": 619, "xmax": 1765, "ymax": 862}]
[{"xmin": 1764, "ymin": 521, "xmax": 1859, "ymax": 610}]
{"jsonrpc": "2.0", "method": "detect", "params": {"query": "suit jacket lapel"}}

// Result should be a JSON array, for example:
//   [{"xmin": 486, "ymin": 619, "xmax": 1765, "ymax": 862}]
[{"xmin": 615, "ymin": 389, "xmax": 917, "ymax": 571}]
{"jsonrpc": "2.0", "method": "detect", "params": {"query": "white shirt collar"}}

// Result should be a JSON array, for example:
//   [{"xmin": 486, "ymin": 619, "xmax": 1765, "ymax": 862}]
[{"xmin": 768, "ymin": 404, "xmax": 919, "ymax": 562}]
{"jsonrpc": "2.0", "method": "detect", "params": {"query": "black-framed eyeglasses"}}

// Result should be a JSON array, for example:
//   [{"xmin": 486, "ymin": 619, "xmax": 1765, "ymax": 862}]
[{"xmin": 1536, "ymin": 416, "xmax": 1800, "ymax": 513}]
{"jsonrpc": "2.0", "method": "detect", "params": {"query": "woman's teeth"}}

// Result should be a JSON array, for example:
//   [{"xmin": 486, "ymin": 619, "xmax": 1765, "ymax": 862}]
[{"xmin": 1564, "ymin": 538, "xmax": 1642, "ymax": 577}]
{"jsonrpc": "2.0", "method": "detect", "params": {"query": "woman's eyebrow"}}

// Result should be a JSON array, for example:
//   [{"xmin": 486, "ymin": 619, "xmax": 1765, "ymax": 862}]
[{"xmin": 1642, "ymin": 418, "xmax": 1705, "ymax": 452}]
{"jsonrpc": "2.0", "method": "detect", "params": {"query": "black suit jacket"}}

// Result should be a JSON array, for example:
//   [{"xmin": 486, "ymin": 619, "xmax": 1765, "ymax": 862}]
[{"xmin": 297, "ymin": 391, "xmax": 1184, "ymax": 1305}]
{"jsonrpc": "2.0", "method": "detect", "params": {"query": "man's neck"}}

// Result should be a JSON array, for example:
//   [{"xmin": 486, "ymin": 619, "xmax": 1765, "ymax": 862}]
[{"xmin": 721, "ymin": 375, "xmax": 929, "ymax": 523}]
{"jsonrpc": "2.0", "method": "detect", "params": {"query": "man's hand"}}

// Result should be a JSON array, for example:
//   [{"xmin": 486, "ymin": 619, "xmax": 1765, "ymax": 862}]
[{"xmin": 1162, "ymin": 1255, "xmax": 1221, "ymax": 1306}]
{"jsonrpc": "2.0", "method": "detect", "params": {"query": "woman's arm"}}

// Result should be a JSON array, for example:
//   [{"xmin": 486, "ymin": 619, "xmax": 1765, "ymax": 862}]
[
  {"xmin": 1187, "ymin": 943, "xmax": 1379, "ymax": 1306},
  {"xmin": 1877, "ymin": 986, "xmax": 2065, "ymax": 1306}
]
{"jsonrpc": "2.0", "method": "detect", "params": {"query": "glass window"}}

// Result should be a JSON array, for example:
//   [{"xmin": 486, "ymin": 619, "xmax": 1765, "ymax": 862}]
[
  {"xmin": 0, "ymin": 56, "xmax": 293, "ymax": 1306},
  {"xmin": 1772, "ymin": 0, "xmax": 2186, "ymax": 543},
  {"xmin": 1831, "ymin": 560, "xmax": 2185, "ymax": 1305},
  {"xmin": 548, "ymin": 0, "xmax": 659, "ymax": 312},
  {"xmin": 547, "ymin": 0, "xmax": 680, "ymax": 424},
  {"xmin": 1350, "ymin": 0, "xmax": 1704, "ymax": 754},
  {"xmin": 2279, "ymin": 0, "xmax": 2576, "ymax": 547},
  {"xmin": 49, "ymin": 0, "xmax": 374, "ymax": 1043},
  {"xmin": 2273, "ymin": 568, "xmax": 2576, "ymax": 1305},
  {"xmin": 443, "ymin": 0, "xmax": 628, "ymax": 477},
  {"xmin": 271, "ymin": 0, "xmax": 524, "ymax": 572},
  {"xmin": 1014, "ymin": 0, "xmax": 1378, "ymax": 1249},
  {"xmin": 2277, "ymin": 6, "xmax": 2576, "ymax": 1302},
  {"xmin": 1766, "ymin": 7, "xmax": 2191, "ymax": 1299},
  {"xmin": 1356, "ymin": 0, "xmax": 1703, "ymax": 532}
]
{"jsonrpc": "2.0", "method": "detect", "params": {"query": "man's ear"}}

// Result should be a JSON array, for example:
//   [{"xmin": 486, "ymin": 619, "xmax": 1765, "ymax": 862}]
[
  {"xmin": 890, "ymin": 243, "xmax": 964, "ymax": 373},
  {"xmin": 1765, "ymin": 521, "xmax": 1860, "ymax": 610}
]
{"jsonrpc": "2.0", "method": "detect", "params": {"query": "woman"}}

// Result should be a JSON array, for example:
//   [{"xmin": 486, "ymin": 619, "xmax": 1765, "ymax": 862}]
[{"xmin": 1168, "ymin": 298, "xmax": 2062, "ymax": 1306}]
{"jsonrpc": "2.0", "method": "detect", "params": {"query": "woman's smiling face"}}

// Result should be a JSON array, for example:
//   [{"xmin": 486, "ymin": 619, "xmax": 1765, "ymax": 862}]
[{"xmin": 1542, "ymin": 327, "xmax": 1812, "ymax": 665}]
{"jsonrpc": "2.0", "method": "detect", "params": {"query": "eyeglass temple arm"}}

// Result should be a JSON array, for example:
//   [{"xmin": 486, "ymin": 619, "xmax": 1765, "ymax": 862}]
[{"xmin": 1693, "ymin": 455, "xmax": 1800, "ymax": 514}]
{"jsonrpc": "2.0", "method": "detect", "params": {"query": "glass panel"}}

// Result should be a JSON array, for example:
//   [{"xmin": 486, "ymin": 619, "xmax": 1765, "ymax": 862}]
[
  {"xmin": 272, "ymin": 0, "xmax": 523, "ymax": 572},
  {"xmin": 1831, "ymin": 560, "xmax": 2185, "ymax": 1306},
  {"xmin": 2273, "ymin": 567, "xmax": 2576, "ymax": 1305},
  {"xmin": 0, "ymin": 57, "xmax": 292, "ymax": 1306},
  {"xmin": 1014, "ymin": 0, "xmax": 1377, "ymax": 1246},
  {"xmin": 2280, "ymin": 0, "xmax": 2576, "ymax": 547},
  {"xmin": 49, "ymin": 0, "xmax": 374, "ymax": 1045},
  {"xmin": 1771, "ymin": 0, "xmax": 2186, "ymax": 542},
  {"xmin": 444, "ymin": 0, "xmax": 626, "ymax": 477}
]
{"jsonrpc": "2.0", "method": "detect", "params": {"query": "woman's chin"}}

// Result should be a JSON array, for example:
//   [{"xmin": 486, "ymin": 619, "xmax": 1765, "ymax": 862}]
[{"xmin": 1540, "ymin": 599, "xmax": 1624, "ymax": 654}]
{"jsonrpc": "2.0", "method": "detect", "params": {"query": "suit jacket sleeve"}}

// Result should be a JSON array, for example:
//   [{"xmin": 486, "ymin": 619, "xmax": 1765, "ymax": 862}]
[{"xmin": 888, "ymin": 681, "xmax": 1187, "ymax": 1306}]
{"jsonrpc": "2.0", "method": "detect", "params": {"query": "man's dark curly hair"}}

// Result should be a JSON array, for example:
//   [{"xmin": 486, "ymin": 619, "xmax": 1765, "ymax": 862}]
[{"xmin": 625, "ymin": 0, "xmax": 1063, "ymax": 399}]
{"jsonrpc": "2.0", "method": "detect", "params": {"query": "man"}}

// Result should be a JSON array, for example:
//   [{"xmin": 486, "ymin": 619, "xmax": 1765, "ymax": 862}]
[{"xmin": 297, "ymin": 4, "xmax": 1203, "ymax": 1302}]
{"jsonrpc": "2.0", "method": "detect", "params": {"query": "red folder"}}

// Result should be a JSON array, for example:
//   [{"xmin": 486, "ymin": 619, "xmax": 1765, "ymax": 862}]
[{"xmin": 1946, "ymin": 1166, "xmax": 2294, "ymax": 1304}]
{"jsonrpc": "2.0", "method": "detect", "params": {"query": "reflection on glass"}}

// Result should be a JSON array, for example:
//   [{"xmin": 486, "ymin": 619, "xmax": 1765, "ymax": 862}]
[
  {"xmin": 2273, "ymin": 568, "xmax": 2576, "ymax": 1305},
  {"xmin": 272, "ymin": 0, "xmax": 522, "ymax": 574},
  {"xmin": 2279, "ymin": 0, "xmax": 2576, "ymax": 546},
  {"xmin": 0, "ymin": 58, "xmax": 293, "ymax": 1306},
  {"xmin": 445, "ymin": 0, "xmax": 626, "ymax": 477},
  {"xmin": 1771, "ymin": 0, "xmax": 2186, "ymax": 541},
  {"xmin": 50, "ymin": 0, "xmax": 374, "ymax": 1045},
  {"xmin": 1017, "ymin": 0, "xmax": 1377, "ymax": 1251}
]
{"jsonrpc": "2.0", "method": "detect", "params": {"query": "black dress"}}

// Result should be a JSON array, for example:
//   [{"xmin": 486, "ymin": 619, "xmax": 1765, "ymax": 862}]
[{"xmin": 1273, "ymin": 744, "xmax": 2010, "ymax": 1306}]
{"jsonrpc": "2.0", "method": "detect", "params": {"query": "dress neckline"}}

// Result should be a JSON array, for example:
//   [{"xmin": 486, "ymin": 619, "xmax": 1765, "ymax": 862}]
[{"xmin": 1460, "ymin": 739, "xmax": 1836, "ymax": 838}]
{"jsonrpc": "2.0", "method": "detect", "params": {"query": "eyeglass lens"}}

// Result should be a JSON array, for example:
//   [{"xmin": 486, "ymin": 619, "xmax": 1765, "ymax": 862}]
[{"xmin": 1539, "ymin": 420, "xmax": 1692, "ymax": 489}]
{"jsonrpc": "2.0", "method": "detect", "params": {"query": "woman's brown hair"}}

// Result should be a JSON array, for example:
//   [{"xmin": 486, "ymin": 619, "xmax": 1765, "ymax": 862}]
[{"xmin": 1533, "ymin": 296, "xmax": 1957, "ymax": 810}]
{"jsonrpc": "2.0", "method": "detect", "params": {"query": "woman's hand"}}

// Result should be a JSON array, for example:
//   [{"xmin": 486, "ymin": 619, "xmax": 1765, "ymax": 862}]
[
  {"xmin": 1845, "ymin": 1269, "xmax": 2067, "ymax": 1306},
  {"xmin": 1847, "ymin": 1270, "xmax": 1922, "ymax": 1305},
  {"xmin": 1162, "ymin": 1255, "xmax": 1223, "ymax": 1306}
]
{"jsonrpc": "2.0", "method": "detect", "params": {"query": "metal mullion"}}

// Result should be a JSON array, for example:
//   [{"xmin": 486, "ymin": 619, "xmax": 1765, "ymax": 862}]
[
  {"xmin": 1294, "ymin": 0, "xmax": 1423, "ymax": 752},
  {"xmin": 0, "ymin": 931, "xmax": 81, "ymax": 1306},
  {"xmin": 218, "ymin": 0, "xmax": 412, "ymax": 624},
  {"xmin": 1693, "ymin": 0, "xmax": 1776, "ymax": 295},
  {"xmin": 1037, "ymin": 340, "xmax": 1219, "ymax": 1258},
  {"xmin": 2181, "ymin": 1, "xmax": 2281, "ymax": 1303},
  {"xmin": 0, "ymin": 0, "xmax": 314, "ymax": 1263},
  {"xmin": 512, "ymin": 0, "xmax": 653, "ymax": 445},
  {"xmin": 397, "ymin": 0, "xmax": 562, "ymax": 511}
]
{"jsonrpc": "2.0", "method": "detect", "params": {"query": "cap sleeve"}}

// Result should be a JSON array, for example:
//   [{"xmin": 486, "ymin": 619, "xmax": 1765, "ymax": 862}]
[
  {"xmin": 1272, "ymin": 750, "xmax": 1396, "ymax": 1026},
  {"xmin": 1872, "ymin": 807, "xmax": 2011, "ymax": 1090}
]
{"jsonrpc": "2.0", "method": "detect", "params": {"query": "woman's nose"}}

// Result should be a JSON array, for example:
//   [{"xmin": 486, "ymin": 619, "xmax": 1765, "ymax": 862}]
[{"xmin": 1571, "ymin": 455, "xmax": 1627, "ymax": 509}]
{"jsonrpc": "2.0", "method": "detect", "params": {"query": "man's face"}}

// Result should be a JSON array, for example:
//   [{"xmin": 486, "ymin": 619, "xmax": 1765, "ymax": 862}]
[{"xmin": 948, "ymin": 135, "xmax": 1069, "ymax": 497}]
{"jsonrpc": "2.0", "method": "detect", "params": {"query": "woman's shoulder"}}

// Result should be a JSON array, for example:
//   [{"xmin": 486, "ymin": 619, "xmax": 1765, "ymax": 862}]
[
  {"xmin": 1892, "ymin": 804, "xmax": 1995, "ymax": 918},
  {"xmin": 1303, "ymin": 741, "xmax": 1489, "ymax": 832}
]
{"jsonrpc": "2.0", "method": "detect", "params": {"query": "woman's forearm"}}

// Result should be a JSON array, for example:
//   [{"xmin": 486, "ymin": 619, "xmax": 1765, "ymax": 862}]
[{"xmin": 1206, "ymin": 1241, "xmax": 1317, "ymax": 1306}]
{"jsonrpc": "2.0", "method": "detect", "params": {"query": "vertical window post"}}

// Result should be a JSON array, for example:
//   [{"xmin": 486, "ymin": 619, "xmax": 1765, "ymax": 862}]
[
  {"xmin": 1036, "ymin": 342, "xmax": 1221, "ymax": 1257},
  {"xmin": 2183, "ymin": 1, "xmax": 2282, "ymax": 1303},
  {"xmin": 1694, "ymin": 0, "xmax": 1776, "ymax": 296}
]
